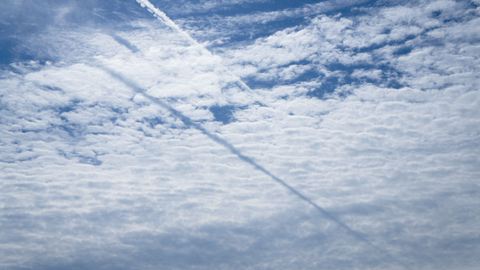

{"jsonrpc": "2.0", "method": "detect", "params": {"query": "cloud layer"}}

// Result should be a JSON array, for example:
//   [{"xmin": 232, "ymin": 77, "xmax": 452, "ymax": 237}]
[{"xmin": 1, "ymin": 0, "xmax": 480, "ymax": 269}]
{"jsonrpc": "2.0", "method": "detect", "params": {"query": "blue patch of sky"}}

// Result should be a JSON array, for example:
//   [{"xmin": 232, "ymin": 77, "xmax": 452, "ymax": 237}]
[
  {"xmin": 242, "ymin": 65, "xmax": 320, "ymax": 90},
  {"xmin": 0, "ymin": 0, "xmax": 150, "ymax": 67},
  {"xmin": 78, "ymin": 154, "xmax": 103, "ymax": 166},
  {"xmin": 232, "ymin": 8, "xmax": 352, "ymax": 44},
  {"xmin": 431, "ymin": 10, "xmax": 442, "ymax": 18},
  {"xmin": 63, "ymin": 0, "xmax": 151, "ymax": 25},
  {"xmin": 159, "ymin": 0, "xmax": 413, "ymax": 99},
  {"xmin": 208, "ymin": 17, "xmax": 308, "ymax": 46},
  {"xmin": 0, "ymin": 39, "xmax": 56, "ymax": 69},
  {"xmin": 164, "ymin": 0, "xmax": 408, "ymax": 46},
  {"xmin": 350, "ymin": 33, "xmax": 419, "ymax": 54},
  {"xmin": 306, "ymin": 76, "xmax": 341, "ymax": 99},
  {"xmin": 294, "ymin": 68, "xmax": 322, "ymax": 83},
  {"xmin": 240, "ymin": 55, "xmax": 406, "ymax": 98},
  {"xmin": 56, "ymin": 121, "xmax": 84, "ymax": 138},
  {"xmin": 307, "ymin": 61, "xmax": 406, "ymax": 98},
  {"xmin": 157, "ymin": 0, "xmax": 383, "ymax": 19},
  {"xmin": 209, "ymin": 105, "xmax": 237, "ymax": 124},
  {"xmin": 56, "ymin": 100, "xmax": 82, "ymax": 114},
  {"xmin": 109, "ymin": 106, "xmax": 128, "ymax": 123},
  {"xmin": 58, "ymin": 149, "xmax": 103, "ymax": 166},
  {"xmin": 0, "ymin": 39, "xmax": 17, "ymax": 66},
  {"xmin": 393, "ymin": 46, "xmax": 413, "ymax": 56},
  {"xmin": 142, "ymin": 116, "xmax": 166, "ymax": 128},
  {"xmin": 208, "ymin": 0, "xmax": 324, "ymax": 16}
]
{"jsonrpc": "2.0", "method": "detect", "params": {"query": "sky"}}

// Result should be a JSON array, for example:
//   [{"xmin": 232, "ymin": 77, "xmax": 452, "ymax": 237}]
[{"xmin": 1, "ymin": 0, "xmax": 480, "ymax": 269}]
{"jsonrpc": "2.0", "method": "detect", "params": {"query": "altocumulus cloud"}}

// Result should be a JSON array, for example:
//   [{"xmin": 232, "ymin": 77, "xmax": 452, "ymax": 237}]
[{"xmin": 1, "ymin": 0, "xmax": 480, "ymax": 270}]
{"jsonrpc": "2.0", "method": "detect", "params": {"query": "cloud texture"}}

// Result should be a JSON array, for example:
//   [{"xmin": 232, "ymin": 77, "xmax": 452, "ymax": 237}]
[{"xmin": 1, "ymin": 0, "xmax": 480, "ymax": 269}]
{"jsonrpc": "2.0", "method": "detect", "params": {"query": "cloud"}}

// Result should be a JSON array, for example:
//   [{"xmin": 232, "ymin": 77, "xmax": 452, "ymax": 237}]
[
  {"xmin": 172, "ymin": 0, "xmax": 371, "ymax": 46},
  {"xmin": 215, "ymin": 0, "xmax": 480, "ymax": 95},
  {"xmin": 1, "ymin": 0, "xmax": 480, "ymax": 269},
  {"xmin": 164, "ymin": 0, "xmax": 271, "ymax": 15}
]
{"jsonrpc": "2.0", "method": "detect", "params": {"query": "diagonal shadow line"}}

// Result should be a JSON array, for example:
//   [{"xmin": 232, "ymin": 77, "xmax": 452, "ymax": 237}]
[
  {"xmin": 108, "ymin": 32, "xmax": 140, "ymax": 54},
  {"xmin": 99, "ymin": 66, "xmax": 411, "ymax": 270}
]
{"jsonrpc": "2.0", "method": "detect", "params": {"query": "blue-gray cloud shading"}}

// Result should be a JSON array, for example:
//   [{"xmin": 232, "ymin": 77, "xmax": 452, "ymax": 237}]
[
  {"xmin": 102, "ymin": 66, "xmax": 409, "ymax": 269},
  {"xmin": 108, "ymin": 32, "xmax": 141, "ymax": 54},
  {"xmin": 1, "ymin": 0, "xmax": 480, "ymax": 269}
]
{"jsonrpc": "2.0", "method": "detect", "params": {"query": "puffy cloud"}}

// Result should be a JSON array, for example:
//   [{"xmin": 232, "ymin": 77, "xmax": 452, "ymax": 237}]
[{"xmin": 1, "ymin": 0, "xmax": 480, "ymax": 269}]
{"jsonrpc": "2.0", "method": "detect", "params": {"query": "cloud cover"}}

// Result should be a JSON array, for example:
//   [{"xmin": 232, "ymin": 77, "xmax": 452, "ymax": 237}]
[{"xmin": 1, "ymin": 0, "xmax": 480, "ymax": 269}]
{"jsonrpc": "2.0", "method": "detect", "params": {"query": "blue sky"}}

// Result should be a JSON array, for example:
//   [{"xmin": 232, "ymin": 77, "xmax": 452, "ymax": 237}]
[{"xmin": 1, "ymin": 0, "xmax": 480, "ymax": 269}]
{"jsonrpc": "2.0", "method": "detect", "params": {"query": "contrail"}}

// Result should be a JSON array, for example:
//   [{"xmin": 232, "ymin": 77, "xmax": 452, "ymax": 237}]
[
  {"xmin": 128, "ymin": 1, "xmax": 411, "ymax": 268},
  {"xmin": 100, "ymin": 66, "xmax": 410, "ymax": 270},
  {"xmin": 136, "ymin": 0, "xmax": 197, "ymax": 45},
  {"xmin": 135, "ymin": 0, "xmax": 254, "ymax": 94}
]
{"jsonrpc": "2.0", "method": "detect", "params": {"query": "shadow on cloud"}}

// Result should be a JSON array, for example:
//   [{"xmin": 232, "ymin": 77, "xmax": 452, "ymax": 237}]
[{"xmin": 99, "ymin": 66, "xmax": 410, "ymax": 269}]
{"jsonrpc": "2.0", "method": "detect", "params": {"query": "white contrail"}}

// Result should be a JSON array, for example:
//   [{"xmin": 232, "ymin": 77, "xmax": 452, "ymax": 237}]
[
  {"xmin": 136, "ymin": 0, "xmax": 198, "ymax": 45},
  {"xmin": 130, "ymin": 2, "xmax": 410, "ymax": 269},
  {"xmin": 135, "ymin": 0, "xmax": 254, "ymax": 94}
]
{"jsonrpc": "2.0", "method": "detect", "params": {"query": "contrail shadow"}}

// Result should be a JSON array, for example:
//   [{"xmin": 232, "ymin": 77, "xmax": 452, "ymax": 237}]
[
  {"xmin": 106, "ymin": 31, "xmax": 140, "ymax": 54},
  {"xmin": 99, "ymin": 66, "xmax": 410, "ymax": 269}
]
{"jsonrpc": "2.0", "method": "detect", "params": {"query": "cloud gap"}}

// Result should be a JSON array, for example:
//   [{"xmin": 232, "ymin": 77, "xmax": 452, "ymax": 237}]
[{"xmin": 209, "ymin": 105, "xmax": 236, "ymax": 125}]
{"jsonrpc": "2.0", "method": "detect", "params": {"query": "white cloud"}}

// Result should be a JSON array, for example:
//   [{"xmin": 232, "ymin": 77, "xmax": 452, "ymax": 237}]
[
  {"xmin": 174, "ymin": 0, "xmax": 370, "ymax": 45},
  {"xmin": 166, "ymin": 0, "xmax": 271, "ymax": 15},
  {"xmin": 1, "ymin": 0, "xmax": 480, "ymax": 269}
]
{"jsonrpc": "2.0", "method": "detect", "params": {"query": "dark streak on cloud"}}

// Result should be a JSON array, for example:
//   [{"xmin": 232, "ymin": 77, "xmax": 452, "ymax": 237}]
[
  {"xmin": 108, "ymin": 32, "xmax": 140, "ymax": 54},
  {"xmin": 99, "ymin": 66, "xmax": 411, "ymax": 270}
]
